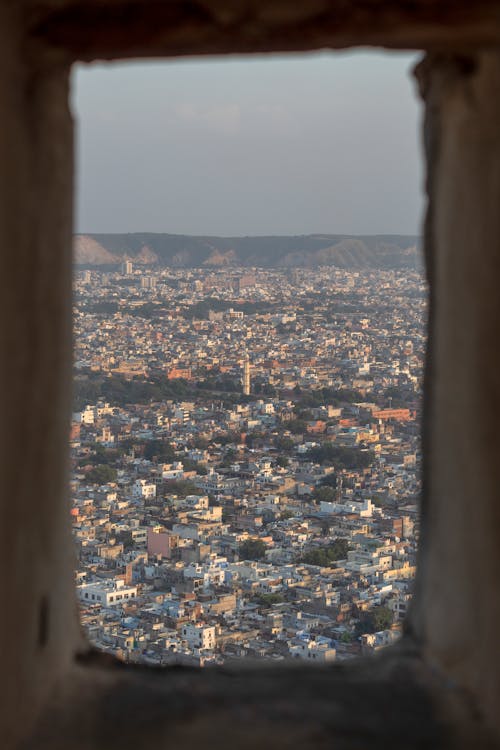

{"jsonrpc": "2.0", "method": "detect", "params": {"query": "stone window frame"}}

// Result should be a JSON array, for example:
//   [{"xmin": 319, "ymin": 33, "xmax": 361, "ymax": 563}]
[{"xmin": 2, "ymin": 2, "xmax": 500, "ymax": 748}]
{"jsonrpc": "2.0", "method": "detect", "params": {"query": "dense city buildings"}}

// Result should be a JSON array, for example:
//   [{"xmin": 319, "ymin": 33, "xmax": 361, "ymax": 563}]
[{"xmin": 72, "ymin": 265, "xmax": 425, "ymax": 666}]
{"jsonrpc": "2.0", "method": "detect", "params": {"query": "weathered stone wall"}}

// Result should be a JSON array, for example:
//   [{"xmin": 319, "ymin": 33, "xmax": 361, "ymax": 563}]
[
  {"xmin": 21, "ymin": 646, "xmax": 478, "ymax": 750},
  {"xmin": 0, "ymin": 6, "xmax": 80, "ymax": 746},
  {"xmin": 1, "ymin": 1, "xmax": 500, "ymax": 748},
  {"xmin": 413, "ymin": 49, "xmax": 500, "ymax": 736}
]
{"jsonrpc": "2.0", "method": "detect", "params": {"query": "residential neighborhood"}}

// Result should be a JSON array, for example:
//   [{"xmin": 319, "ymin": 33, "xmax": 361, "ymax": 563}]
[{"xmin": 72, "ymin": 264, "xmax": 424, "ymax": 666}]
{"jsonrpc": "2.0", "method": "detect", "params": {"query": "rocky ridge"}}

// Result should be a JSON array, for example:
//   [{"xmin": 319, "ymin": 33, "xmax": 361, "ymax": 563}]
[{"xmin": 74, "ymin": 233, "xmax": 421, "ymax": 270}]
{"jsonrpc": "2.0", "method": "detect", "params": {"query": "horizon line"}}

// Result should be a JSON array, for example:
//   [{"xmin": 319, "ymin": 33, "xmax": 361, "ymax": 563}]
[{"xmin": 75, "ymin": 230, "xmax": 421, "ymax": 238}]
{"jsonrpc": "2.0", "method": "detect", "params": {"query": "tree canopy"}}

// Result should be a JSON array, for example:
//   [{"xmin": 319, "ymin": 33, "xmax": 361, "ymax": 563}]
[
  {"xmin": 239, "ymin": 539, "xmax": 267, "ymax": 561},
  {"xmin": 299, "ymin": 539, "xmax": 349, "ymax": 566},
  {"xmin": 306, "ymin": 443, "xmax": 374, "ymax": 470},
  {"xmin": 86, "ymin": 464, "xmax": 117, "ymax": 485},
  {"xmin": 355, "ymin": 605, "xmax": 393, "ymax": 636}
]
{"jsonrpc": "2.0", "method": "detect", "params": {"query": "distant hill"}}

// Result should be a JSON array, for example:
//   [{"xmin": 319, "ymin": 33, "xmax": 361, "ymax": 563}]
[{"xmin": 74, "ymin": 233, "xmax": 421, "ymax": 270}]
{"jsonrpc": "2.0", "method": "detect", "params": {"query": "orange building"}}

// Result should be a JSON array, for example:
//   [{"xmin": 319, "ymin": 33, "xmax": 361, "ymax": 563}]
[
  {"xmin": 372, "ymin": 408, "xmax": 411, "ymax": 422},
  {"xmin": 167, "ymin": 367, "xmax": 192, "ymax": 380},
  {"xmin": 306, "ymin": 420, "xmax": 327, "ymax": 434}
]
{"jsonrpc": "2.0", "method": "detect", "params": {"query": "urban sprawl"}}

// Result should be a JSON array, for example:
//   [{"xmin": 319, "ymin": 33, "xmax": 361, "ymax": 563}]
[{"xmin": 72, "ymin": 263, "xmax": 425, "ymax": 665}]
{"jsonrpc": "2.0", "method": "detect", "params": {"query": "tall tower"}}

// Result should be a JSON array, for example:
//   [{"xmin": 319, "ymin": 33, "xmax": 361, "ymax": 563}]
[
  {"xmin": 242, "ymin": 356, "xmax": 251, "ymax": 396},
  {"xmin": 121, "ymin": 259, "xmax": 133, "ymax": 275}
]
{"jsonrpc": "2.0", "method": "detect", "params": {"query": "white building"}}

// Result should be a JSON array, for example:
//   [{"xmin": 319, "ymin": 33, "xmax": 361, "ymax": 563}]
[
  {"xmin": 319, "ymin": 497, "xmax": 373, "ymax": 517},
  {"xmin": 161, "ymin": 461, "xmax": 184, "ymax": 480},
  {"xmin": 77, "ymin": 579, "xmax": 137, "ymax": 607},
  {"xmin": 180, "ymin": 494, "xmax": 209, "ymax": 510},
  {"xmin": 184, "ymin": 561, "xmax": 225, "ymax": 590},
  {"xmin": 131, "ymin": 527, "xmax": 148, "ymax": 545},
  {"xmin": 289, "ymin": 636, "xmax": 336, "ymax": 663},
  {"xmin": 181, "ymin": 623, "xmax": 216, "ymax": 651},
  {"xmin": 140, "ymin": 275, "xmax": 156, "ymax": 289},
  {"xmin": 73, "ymin": 406, "xmax": 95, "ymax": 425},
  {"xmin": 132, "ymin": 479, "xmax": 156, "ymax": 500}
]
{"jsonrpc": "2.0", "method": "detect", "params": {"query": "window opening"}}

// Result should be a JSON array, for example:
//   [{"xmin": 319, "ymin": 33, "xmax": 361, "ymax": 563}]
[{"xmin": 71, "ymin": 51, "xmax": 425, "ymax": 667}]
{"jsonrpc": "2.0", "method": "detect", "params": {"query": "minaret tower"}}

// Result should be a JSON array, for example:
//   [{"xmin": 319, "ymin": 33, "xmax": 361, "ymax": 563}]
[{"xmin": 242, "ymin": 355, "xmax": 251, "ymax": 396}]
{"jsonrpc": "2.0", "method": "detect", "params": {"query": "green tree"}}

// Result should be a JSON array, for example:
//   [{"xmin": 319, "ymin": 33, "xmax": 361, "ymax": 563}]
[
  {"xmin": 355, "ymin": 605, "xmax": 393, "ymax": 636},
  {"xmin": 261, "ymin": 383, "xmax": 277, "ymax": 397},
  {"xmin": 245, "ymin": 432, "xmax": 264, "ymax": 448},
  {"xmin": 86, "ymin": 464, "xmax": 117, "ymax": 485},
  {"xmin": 115, "ymin": 530, "xmax": 134, "ymax": 550},
  {"xmin": 319, "ymin": 472, "xmax": 338, "ymax": 489},
  {"xmin": 312, "ymin": 486, "xmax": 337, "ymax": 504},
  {"xmin": 275, "ymin": 436, "xmax": 294, "ymax": 452},
  {"xmin": 340, "ymin": 631, "xmax": 353, "ymax": 644},
  {"xmin": 144, "ymin": 440, "xmax": 176, "ymax": 462},
  {"xmin": 220, "ymin": 448, "xmax": 237, "ymax": 468},
  {"xmin": 299, "ymin": 539, "xmax": 349, "ymax": 566},
  {"xmin": 182, "ymin": 458, "xmax": 208, "ymax": 475},
  {"xmin": 287, "ymin": 419, "xmax": 307, "ymax": 435},
  {"xmin": 163, "ymin": 480, "xmax": 199, "ymax": 498},
  {"xmin": 239, "ymin": 539, "xmax": 267, "ymax": 561},
  {"xmin": 372, "ymin": 605, "xmax": 393, "ymax": 632},
  {"xmin": 192, "ymin": 437, "xmax": 210, "ymax": 449},
  {"xmin": 307, "ymin": 443, "xmax": 374, "ymax": 470},
  {"xmin": 254, "ymin": 593, "xmax": 284, "ymax": 606}
]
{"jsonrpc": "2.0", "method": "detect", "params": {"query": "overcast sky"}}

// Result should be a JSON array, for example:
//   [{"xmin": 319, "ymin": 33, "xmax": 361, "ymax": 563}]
[{"xmin": 72, "ymin": 51, "xmax": 423, "ymax": 237}]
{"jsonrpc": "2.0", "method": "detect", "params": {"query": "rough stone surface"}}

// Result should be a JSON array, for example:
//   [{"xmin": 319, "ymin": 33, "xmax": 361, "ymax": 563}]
[
  {"xmin": 22, "ymin": 0, "xmax": 500, "ymax": 61},
  {"xmin": 413, "ymin": 49, "xmax": 500, "ymax": 738},
  {"xmin": 22, "ymin": 645, "xmax": 498, "ymax": 750},
  {"xmin": 1, "ymin": 1, "xmax": 500, "ymax": 748},
  {"xmin": 0, "ymin": 5, "xmax": 81, "ymax": 747}
]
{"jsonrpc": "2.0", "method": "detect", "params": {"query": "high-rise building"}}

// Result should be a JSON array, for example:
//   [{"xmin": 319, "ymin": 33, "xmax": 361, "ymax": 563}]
[
  {"xmin": 140, "ymin": 275, "xmax": 156, "ymax": 289},
  {"xmin": 121, "ymin": 260, "xmax": 133, "ymax": 275}
]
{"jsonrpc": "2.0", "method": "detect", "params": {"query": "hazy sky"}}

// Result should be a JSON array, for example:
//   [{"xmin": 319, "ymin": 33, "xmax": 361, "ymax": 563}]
[{"xmin": 73, "ymin": 51, "xmax": 423, "ymax": 236}]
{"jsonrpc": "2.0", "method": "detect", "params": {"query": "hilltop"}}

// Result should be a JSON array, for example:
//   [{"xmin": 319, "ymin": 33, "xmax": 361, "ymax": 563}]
[{"xmin": 74, "ymin": 233, "xmax": 421, "ymax": 270}]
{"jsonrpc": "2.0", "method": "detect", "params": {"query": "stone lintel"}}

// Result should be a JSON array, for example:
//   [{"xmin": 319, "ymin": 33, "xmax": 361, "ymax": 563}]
[{"xmin": 25, "ymin": 0, "xmax": 500, "ymax": 62}]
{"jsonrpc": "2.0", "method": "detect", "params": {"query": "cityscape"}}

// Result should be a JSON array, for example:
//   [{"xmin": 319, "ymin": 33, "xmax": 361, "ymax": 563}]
[
  {"xmin": 72, "ymin": 262, "xmax": 425, "ymax": 666},
  {"xmin": 6, "ymin": 9, "xmax": 500, "ymax": 748}
]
